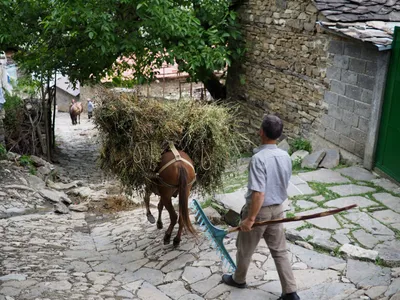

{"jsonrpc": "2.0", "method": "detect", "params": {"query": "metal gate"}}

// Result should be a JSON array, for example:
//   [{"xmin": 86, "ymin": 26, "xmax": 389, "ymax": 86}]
[{"xmin": 375, "ymin": 27, "xmax": 400, "ymax": 182}]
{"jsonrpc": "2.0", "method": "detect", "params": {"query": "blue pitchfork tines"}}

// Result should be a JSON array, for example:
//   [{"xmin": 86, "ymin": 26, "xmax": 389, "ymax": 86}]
[{"xmin": 190, "ymin": 199, "xmax": 236, "ymax": 272}]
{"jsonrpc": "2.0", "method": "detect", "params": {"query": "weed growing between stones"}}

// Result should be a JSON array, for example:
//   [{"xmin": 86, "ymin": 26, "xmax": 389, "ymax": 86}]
[
  {"xmin": 305, "ymin": 235, "xmax": 313, "ymax": 242},
  {"xmin": 288, "ymin": 137, "xmax": 312, "ymax": 155},
  {"xmin": 286, "ymin": 211, "xmax": 295, "ymax": 218},
  {"xmin": 296, "ymin": 222, "xmax": 313, "ymax": 231},
  {"xmin": 307, "ymin": 182, "xmax": 341, "ymax": 201},
  {"xmin": 389, "ymin": 227, "xmax": 400, "ymax": 240},
  {"xmin": 333, "ymin": 246, "xmax": 341, "ymax": 257},
  {"xmin": 219, "ymin": 170, "xmax": 248, "ymax": 193},
  {"xmin": 292, "ymin": 157, "xmax": 302, "ymax": 173},
  {"xmin": 332, "ymin": 163, "xmax": 349, "ymax": 170},
  {"xmin": 375, "ymin": 256, "xmax": 389, "ymax": 267}
]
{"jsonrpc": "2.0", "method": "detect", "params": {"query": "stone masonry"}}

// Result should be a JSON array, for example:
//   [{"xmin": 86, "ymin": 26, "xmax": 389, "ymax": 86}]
[
  {"xmin": 227, "ymin": 0, "xmax": 331, "ymax": 140},
  {"xmin": 227, "ymin": 0, "xmax": 391, "ymax": 162},
  {"xmin": 318, "ymin": 38, "xmax": 385, "ymax": 158}
]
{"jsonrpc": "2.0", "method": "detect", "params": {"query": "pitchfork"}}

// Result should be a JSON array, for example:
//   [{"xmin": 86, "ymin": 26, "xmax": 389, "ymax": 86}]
[{"xmin": 190, "ymin": 199, "xmax": 357, "ymax": 272}]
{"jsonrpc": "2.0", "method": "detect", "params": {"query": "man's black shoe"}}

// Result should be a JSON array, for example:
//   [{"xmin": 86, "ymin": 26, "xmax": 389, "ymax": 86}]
[
  {"xmin": 278, "ymin": 292, "xmax": 300, "ymax": 300},
  {"xmin": 221, "ymin": 274, "xmax": 246, "ymax": 289}
]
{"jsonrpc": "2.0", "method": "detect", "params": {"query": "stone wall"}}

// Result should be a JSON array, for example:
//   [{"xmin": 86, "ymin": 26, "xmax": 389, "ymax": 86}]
[
  {"xmin": 319, "ymin": 38, "xmax": 384, "ymax": 159},
  {"xmin": 227, "ymin": 0, "xmax": 389, "ymax": 162},
  {"xmin": 227, "ymin": 0, "xmax": 331, "ymax": 141},
  {"xmin": 80, "ymin": 79, "xmax": 208, "ymax": 107}
]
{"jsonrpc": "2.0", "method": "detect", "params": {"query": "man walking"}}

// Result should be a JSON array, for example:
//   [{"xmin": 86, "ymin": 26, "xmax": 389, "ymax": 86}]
[
  {"xmin": 0, "ymin": 88, "xmax": 5, "ymax": 111},
  {"xmin": 222, "ymin": 115, "xmax": 299, "ymax": 300},
  {"xmin": 87, "ymin": 98, "xmax": 94, "ymax": 120}
]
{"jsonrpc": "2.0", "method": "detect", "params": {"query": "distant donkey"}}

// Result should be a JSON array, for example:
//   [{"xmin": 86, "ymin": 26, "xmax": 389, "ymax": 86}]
[{"xmin": 69, "ymin": 102, "xmax": 83, "ymax": 125}]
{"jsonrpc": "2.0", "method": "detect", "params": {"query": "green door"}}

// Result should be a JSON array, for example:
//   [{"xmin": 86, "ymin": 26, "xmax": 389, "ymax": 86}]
[{"xmin": 376, "ymin": 27, "xmax": 400, "ymax": 182}]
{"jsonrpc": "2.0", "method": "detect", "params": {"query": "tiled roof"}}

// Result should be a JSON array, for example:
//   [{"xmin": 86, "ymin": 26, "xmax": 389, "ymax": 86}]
[
  {"xmin": 318, "ymin": 21, "xmax": 400, "ymax": 48},
  {"xmin": 315, "ymin": 0, "xmax": 400, "ymax": 22},
  {"xmin": 56, "ymin": 75, "xmax": 80, "ymax": 97}
]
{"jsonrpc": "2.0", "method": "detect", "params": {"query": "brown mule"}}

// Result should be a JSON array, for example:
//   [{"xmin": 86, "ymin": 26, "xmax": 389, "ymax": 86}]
[
  {"xmin": 144, "ymin": 146, "xmax": 196, "ymax": 247},
  {"xmin": 69, "ymin": 102, "xmax": 83, "ymax": 125}
]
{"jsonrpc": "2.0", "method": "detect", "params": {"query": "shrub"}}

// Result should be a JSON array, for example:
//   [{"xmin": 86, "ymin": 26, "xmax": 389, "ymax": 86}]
[{"xmin": 290, "ymin": 137, "xmax": 312, "ymax": 154}]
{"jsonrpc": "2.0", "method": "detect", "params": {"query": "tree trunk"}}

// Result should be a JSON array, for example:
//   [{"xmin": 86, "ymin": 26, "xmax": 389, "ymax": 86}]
[
  {"xmin": 203, "ymin": 73, "xmax": 226, "ymax": 100},
  {"xmin": 41, "ymin": 76, "xmax": 52, "ymax": 161}
]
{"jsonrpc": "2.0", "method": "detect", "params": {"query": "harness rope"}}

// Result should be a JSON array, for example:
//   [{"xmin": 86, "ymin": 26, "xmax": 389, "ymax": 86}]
[{"xmin": 156, "ymin": 142, "xmax": 196, "ymax": 188}]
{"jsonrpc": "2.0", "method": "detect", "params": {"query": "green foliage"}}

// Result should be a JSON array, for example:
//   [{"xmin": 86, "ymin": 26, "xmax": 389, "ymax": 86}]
[
  {"xmin": 333, "ymin": 246, "xmax": 341, "ymax": 257},
  {"xmin": 3, "ymin": 91, "xmax": 23, "ymax": 131},
  {"xmin": 308, "ymin": 182, "xmax": 340, "ymax": 201},
  {"xmin": 1, "ymin": 0, "xmax": 245, "ymax": 93},
  {"xmin": 0, "ymin": 144, "xmax": 6, "ymax": 160},
  {"xmin": 19, "ymin": 155, "xmax": 37, "ymax": 175},
  {"xmin": 305, "ymin": 235, "xmax": 313, "ymax": 242},
  {"xmin": 375, "ymin": 256, "xmax": 387, "ymax": 267},
  {"xmin": 292, "ymin": 157, "xmax": 302, "ymax": 172},
  {"xmin": 220, "ymin": 171, "xmax": 248, "ymax": 193},
  {"xmin": 286, "ymin": 211, "xmax": 295, "ymax": 218},
  {"xmin": 289, "ymin": 138, "xmax": 312, "ymax": 154},
  {"xmin": 12, "ymin": 76, "xmax": 41, "ymax": 98},
  {"xmin": 19, "ymin": 155, "xmax": 32, "ymax": 167},
  {"xmin": 296, "ymin": 222, "xmax": 313, "ymax": 231},
  {"xmin": 201, "ymin": 198, "xmax": 213, "ymax": 209}
]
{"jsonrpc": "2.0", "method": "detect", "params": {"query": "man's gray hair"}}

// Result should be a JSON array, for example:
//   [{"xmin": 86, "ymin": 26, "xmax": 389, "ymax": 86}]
[{"xmin": 261, "ymin": 115, "xmax": 283, "ymax": 140}]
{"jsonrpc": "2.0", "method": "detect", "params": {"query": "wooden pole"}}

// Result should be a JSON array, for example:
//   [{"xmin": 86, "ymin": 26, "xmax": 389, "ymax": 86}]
[
  {"xmin": 52, "ymin": 70, "xmax": 56, "ymax": 149},
  {"xmin": 190, "ymin": 82, "xmax": 192, "ymax": 99},
  {"xmin": 162, "ymin": 67, "xmax": 165, "ymax": 99}
]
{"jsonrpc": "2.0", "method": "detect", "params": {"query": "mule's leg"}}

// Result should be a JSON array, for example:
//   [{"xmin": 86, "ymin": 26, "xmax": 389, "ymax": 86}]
[
  {"xmin": 173, "ymin": 215, "xmax": 184, "ymax": 247},
  {"xmin": 157, "ymin": 200, "xmax": 163, "ymax": 229},
  {"xmin": 163, "ymin": 197, "xmax": 177, "ymax": 245},
  {"xmin": 144, "ymin": 188, "xmax": 155, "ymax": 224}
]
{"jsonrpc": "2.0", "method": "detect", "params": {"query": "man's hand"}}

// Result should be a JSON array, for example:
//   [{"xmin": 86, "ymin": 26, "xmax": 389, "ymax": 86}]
[{"xmin": 240, "ymin": 218, "xmax": 255, "ymax": 232}]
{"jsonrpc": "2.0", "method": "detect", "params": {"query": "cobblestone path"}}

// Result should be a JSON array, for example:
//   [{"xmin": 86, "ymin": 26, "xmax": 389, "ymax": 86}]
[
  {"xmin": 54, "ymin": 112, "xmax": 106, "ymax": 184},
  {"xmin": 0, "ymin": 113, "xmax": 400, "ymax": 300}
]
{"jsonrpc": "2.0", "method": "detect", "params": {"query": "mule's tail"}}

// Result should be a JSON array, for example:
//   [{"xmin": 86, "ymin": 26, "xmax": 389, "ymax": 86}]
[{"xmin": 178, "ymin": 164, "xmax": 196, "ymax": 235}]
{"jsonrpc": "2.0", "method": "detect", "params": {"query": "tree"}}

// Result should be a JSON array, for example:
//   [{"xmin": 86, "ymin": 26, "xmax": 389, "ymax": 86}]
[
  {"xmin": 0, "ymin": 0, "xmax": 59, "ymax": 160},
  {"xmin": 0, "ymin": 0, "xmax": 245, "ymax": 100}
]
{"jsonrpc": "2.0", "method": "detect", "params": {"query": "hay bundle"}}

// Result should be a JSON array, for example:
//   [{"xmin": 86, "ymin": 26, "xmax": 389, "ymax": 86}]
[{"xmin": 94, "ymin": 90, "xmax": 244, "ymax": 195}]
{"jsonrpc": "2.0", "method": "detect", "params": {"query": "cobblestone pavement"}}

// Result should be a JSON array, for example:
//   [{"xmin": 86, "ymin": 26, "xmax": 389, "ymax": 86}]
[
  {"xmin": 54, "ymin": 113, "xmax": 106, "ymax": 184},
  {"xmin": 1, "ymin": 113, "xmax": 400, "ymax": 300}
]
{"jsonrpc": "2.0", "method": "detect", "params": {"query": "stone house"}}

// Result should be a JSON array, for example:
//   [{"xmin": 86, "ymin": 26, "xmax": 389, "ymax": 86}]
[
  {"xmin": 55, "ymin": 75, "xmax": 80, "ymax": 112},
  {"xmin": 227, "ymin": 0, "xmax": 400, "ymax": 182}
]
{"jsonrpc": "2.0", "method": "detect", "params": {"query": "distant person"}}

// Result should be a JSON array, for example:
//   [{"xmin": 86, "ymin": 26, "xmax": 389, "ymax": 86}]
[
  {"xmin": 69, "ymin": 98, "xmax": 76, "ymax": 110},
  {"xmin": 87, "ymin": 99, "xmax": 94, "ymax": 119},
  {"xmin": 0, "ymin": 89, "xmax": 5, "ymax": 111}
]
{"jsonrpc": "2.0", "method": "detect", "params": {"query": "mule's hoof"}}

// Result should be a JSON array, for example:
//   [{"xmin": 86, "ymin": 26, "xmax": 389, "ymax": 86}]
[
  {"xmin": 173, "ymin": 238, "xmax": 181, "ymax": 247},
  {"xmin": 147, "ymin": 214, "xmax": 155, "ymax": 224},
  {"xmin": 157, "ymin": 222, "xmax": 163, "ymax": 229},
  {"xmin": 164, "ymin": 233, "xmax": 171, "ymax": 245}
]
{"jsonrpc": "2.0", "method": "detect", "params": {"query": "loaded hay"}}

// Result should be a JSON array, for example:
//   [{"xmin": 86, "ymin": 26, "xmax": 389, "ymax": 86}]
[{"xmin": 94, "ymin": 90, "xmax": 245, "ymax": 196}]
